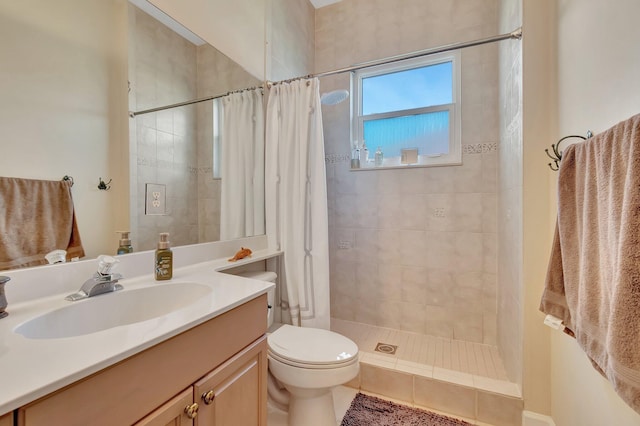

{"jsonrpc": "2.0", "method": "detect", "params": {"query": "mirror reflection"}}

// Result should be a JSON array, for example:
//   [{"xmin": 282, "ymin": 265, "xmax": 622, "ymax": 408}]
[
  {"xmin": 128, "ymin": 1, "xmax": 264, "ymax": 251},
  {"xmin": 0, "ymin": 1, "xmax": 265, "ymax": 270}
]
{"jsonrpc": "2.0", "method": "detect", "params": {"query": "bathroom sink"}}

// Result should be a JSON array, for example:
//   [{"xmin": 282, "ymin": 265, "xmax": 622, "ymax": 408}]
[{"xmin": 14, "ymin": 282, "xmax": 212, "ymax": 339}]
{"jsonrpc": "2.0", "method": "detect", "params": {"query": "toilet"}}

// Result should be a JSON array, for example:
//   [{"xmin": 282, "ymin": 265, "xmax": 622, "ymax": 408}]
[{"xmin": 238, "ymin": 271, "xmax": 359, "ymax": 426}]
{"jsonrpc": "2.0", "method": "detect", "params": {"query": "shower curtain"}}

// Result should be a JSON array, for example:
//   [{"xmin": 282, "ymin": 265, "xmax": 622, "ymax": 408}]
[
  {"xmin": 265, "ymin": 78, "xmax": 330, "ymax": 329},
  {"xmin": 220, "ymin": 88, "xmax": 265, "ymax": 240}
]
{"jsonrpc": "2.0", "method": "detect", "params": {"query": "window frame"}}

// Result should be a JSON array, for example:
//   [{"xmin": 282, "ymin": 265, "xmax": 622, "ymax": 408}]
[{"xmin": 351, "ymin": 51, "xmax": 462, "ymax": 169}]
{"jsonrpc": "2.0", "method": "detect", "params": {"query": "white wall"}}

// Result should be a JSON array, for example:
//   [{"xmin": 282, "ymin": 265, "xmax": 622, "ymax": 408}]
[
  {"xmin": 521, "ymin": 0, "xmax": 556, "ymax": 416},
  {"xmin": 549, "ymin": 0, "xmax": 640, "ymax": 424},
  {"xmin": 0, "ymin": 0, "xmax": 129, "ymax": 261}
]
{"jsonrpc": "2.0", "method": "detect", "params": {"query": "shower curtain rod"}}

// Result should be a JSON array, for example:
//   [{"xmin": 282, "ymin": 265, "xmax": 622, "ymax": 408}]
[
  {"xmin": 130, "ymin": 27, "xmax": 522, "ymax": 117},
  {"xmin": 129, "ymin": 84, "xmax": 264, "ymax": 117},
  {"xmin": 270, "ymin": 27, "xmax": 522, "ymax": 85}
]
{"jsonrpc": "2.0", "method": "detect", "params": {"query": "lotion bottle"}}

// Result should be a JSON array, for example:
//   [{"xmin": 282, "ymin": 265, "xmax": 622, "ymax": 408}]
[
  {"xmin": 116, "ymin": 231, "xmax": 133, "ymax": 255},
  {"xmin": 375, "ymin": 146, "xmax": 384, "ymax": 167},
  {"xmin": 155, "ymin": 232, "xmax": 173, "ymax": 280}
]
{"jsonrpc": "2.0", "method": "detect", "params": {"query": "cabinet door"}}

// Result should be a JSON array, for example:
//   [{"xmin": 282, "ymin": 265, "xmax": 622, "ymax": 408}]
[
  {"xmin": 0, "ymin": 412, "xmax": 12, "ymax": 426},
  {"xmin": 194, "ymin": 336, "xmax": 267, "ymax": 426},
  {"xmin": 135, "ymin": 387, "xmax": 195, "ymax": 426}
]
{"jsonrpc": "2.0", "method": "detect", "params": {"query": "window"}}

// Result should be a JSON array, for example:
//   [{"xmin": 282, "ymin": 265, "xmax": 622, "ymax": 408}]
[{"xmin": 351, "ymin": 52, "xmax": 461, "ymax": 169}]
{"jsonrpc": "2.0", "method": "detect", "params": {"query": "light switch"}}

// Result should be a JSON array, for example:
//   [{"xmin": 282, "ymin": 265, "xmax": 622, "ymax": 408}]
[{"xmin": 145, "ymin": 183, "xmax": 166, "ymax": 215}]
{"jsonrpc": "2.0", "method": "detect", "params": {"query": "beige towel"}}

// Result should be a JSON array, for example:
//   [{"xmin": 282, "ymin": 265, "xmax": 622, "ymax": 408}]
[
  {"xmin": 540, "ymin": 113, "xmax": 640, "ymax": 414},
  {"xmin": 0, "ymin": 177, "xmax": 84, "ymax": 270}
]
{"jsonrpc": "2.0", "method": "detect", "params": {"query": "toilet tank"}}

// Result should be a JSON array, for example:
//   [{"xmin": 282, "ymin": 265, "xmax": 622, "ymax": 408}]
[{"xmin": 237, "ymin": 271, "xmax": 277, "ymax": 328}]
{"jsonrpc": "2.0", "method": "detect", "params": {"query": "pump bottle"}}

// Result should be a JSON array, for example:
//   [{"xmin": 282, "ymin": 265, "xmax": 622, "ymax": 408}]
[
  {"xmin": 116, "ymin": 231, "xmax": 133, "ymax": 255},
  {"xmin": 155, "ymin": 233, "xmax": 173, "ymax": 280}
]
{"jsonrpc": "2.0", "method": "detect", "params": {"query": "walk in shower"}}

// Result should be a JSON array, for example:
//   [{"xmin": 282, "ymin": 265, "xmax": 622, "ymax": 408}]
[{"xmin": 316, "ymin": 0, "xmax": 523, "ymax": 407}]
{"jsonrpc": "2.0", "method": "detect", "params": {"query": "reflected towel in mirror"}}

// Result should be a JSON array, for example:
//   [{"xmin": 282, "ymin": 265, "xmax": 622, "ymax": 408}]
[{"xmin": 0, "ymin": 177, "xmax": 84, "ymax": 270}]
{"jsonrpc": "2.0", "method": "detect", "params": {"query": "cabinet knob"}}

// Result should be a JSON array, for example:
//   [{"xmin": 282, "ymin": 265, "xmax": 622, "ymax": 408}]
[
  {"xmin": 202, "ymin": 390, "xmax": 215, "ymax": 405},
  {"xmin": 184, "ymin": 402, "xmax": 199, "ymax": 419}
]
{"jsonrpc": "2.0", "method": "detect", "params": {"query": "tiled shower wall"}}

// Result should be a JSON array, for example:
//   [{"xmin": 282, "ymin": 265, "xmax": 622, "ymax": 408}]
[
  {"xmin": 497, "ymin": 0, "xmax": 523, "ymax": 386},
  {"xmin": 129, "ymin": 5, "xmax": 199, "ymax": 250},
  {"xmin": 317, "ymin": 0, "xmax": 500, "ymax": 345},
  {"xmin": 129, "ymin": 5, "xmax": 260, "ymax": 251}
]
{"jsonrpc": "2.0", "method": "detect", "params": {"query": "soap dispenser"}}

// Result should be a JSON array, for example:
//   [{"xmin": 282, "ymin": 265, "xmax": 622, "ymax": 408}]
[
  {"xmin": 155, "ymin": 232, "xmax": 173, "ymax": 280},
  {"xmin": 116, "ymin": 231, "xmax": 133, "ymax": 255}
]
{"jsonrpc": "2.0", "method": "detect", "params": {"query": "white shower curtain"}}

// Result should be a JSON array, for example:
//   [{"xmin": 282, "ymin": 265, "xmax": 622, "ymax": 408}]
[
  {"xmin": 220, "ymin": 88, "xmax": 265, "ymax": 240},
  {"xmin": 265, "ymin": 78, "xmax": 330, "ymax": 329}
]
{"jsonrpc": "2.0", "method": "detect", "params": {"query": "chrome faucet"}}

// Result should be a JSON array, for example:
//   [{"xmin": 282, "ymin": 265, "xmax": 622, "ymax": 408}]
[
  {"xmin": 0, "ymin": 276, "xmax": 10, "ymax": 319},
  {"xmin": 65, "ymin": 255, "xmax": 123, "ymax": 301}
]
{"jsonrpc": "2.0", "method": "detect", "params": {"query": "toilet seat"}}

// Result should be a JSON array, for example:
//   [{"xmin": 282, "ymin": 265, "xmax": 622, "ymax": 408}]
[{"xmin": 268, "ymin": 324, "xmax": 358, "ymax": 369}]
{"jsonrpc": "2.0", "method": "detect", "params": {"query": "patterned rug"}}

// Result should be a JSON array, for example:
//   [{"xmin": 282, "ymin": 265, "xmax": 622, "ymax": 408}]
[{"xmin": 340, "ymin": 393, "xmax": 473, "ymax": 426}]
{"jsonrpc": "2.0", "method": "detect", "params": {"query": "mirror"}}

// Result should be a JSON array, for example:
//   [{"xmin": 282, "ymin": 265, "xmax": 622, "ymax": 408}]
[
  {"xmin": 128, "ymin": 1, "xmax": 264, "ymax": 251},
  {"xmin": 0, "ymin": 0, "xmax": 265, "ymax": 270}
]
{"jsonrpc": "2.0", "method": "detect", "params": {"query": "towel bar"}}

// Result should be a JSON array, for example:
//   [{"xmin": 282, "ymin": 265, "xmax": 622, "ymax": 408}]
[{"xmin": 546, "ymin": 131, "xmax": 593, "ymax": 171}]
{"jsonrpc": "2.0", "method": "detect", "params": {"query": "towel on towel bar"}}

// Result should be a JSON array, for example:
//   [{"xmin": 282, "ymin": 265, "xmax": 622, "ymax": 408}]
[
  {"xmin": 540, "ymin": 113, "xmax": 640, "ymax": 414},
  {"xmin": 0, "ymin": 177, "xmax": 84, "ymax": 270}
]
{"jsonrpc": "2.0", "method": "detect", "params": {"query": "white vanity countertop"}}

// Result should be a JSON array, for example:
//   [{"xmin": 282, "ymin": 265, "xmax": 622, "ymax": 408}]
[{"xmin": 0, "ymin": 249, "xmax": 280, "ymax": 415}]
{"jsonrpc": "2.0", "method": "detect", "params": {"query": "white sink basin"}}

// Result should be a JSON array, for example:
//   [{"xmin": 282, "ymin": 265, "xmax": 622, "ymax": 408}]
[{"xmin": 14, "ymin": 282, "xmax": 212, "ymax": 339}]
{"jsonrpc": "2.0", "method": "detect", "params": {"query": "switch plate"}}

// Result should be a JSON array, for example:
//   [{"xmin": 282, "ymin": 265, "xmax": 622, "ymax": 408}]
[{"xmin": 145, "ymin": 183, "xmax": 166, "ymax": 215}]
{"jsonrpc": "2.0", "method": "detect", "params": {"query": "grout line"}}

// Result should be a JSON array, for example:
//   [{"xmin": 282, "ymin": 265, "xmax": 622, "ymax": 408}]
[{"xmin": 442, "ymin": 338, "xmax": 451, "ymax": 370}]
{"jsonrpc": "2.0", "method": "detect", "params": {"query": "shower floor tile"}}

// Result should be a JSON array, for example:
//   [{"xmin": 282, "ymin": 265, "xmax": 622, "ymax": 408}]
[{"xmin": 331, "ymin": 318, "xmax": 520, "ymax": 398}]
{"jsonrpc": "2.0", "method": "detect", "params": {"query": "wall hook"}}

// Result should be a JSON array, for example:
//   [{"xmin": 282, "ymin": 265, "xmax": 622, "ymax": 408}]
[
  {"xmin": 98, "ymin": 177, "xmax": 112, "ymax": 191},
  {"xmin": 546, "ymin": 131, "xmax": 593, "ymax": 171}
]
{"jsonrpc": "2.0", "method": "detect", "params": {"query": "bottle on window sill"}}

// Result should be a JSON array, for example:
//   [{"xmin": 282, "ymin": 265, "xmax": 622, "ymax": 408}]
[
  {"xmin": 362, "ymin": 141, "xmax": 369, "ymax": 164},
  {"xmin": 374, "ymin": 146, "xmax": 384, "ymax": 167},
  {"xmin": 351, "ymin": 145, "xmax": 361, "ymax": 169}
]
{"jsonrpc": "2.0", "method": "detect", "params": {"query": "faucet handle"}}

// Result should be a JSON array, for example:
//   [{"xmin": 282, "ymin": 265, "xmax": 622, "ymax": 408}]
[
  {"xmin": 97, "ymin": 255, "xmax": 119, "ymax": 276},
  {"xmin": 0, "ymin": 276, "xmax": 10, "ymax": 319}
]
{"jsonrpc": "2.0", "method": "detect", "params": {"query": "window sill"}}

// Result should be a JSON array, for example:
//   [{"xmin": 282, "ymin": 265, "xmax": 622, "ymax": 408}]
[{"xmin": 349, "ymin": 157, "xmax": 461, "ymax": 171}]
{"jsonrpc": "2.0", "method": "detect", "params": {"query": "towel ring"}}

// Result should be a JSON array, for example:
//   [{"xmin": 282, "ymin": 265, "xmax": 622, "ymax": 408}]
[
  {"xmin": 546, "ymin": 131, "xmax": 593, "ymax": 171},
  {"xmin": 62, "ymin": 175, "xmax": 74, "ymax": 187}
]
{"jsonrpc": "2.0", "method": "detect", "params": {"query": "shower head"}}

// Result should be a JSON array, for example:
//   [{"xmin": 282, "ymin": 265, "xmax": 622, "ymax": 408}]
[{"xmin": 320, "ymin": 89, "xmax": 350, "ymax": 106}]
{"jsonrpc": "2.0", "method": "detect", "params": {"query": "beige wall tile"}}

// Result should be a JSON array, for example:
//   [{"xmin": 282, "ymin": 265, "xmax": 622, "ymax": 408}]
[
  {"xmin": 414, "ymin": 376, "xmax": 476, "ymax": 419},
  {"xmin": 360, "ymin": 363, "xmax": 413, "ymax": 402},
  {"xmin": 320, "ymin": 0, "xmax": 500, "ymax": 342},
  {"xmin": 477, "ymin": 391, "xmax": 523, "ymax": 426}
]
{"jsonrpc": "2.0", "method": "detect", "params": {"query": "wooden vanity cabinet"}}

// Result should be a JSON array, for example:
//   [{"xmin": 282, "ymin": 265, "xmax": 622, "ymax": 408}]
[
  {"xmin": 135, "ymin": 387, "xmax": 195, "ymax": 426},
  {"xmin": 0, "ymin": 412, "xmax": 12, "ymax": 426},
  {"xmin": 136, "ymin": 337, "xmax": 267, "ymax": 426},
  {"xmin": 194, "ymin": 336, "xmax": 267, "ymax": 425},
  {"xmin": 17, "ymin": 295, "xmax": 267, "ymax": 426}
]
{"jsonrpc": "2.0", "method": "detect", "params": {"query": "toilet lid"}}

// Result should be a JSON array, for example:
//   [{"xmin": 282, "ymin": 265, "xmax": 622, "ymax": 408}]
[{"xmin": 268, "ymin": 325, "xmax": 358, "ymax": 367}]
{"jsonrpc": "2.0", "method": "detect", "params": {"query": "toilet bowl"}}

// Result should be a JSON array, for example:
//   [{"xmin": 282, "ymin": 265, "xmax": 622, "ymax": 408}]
[{"xmin": 237, "ymin": 271, "xmax": 359, "ymax": 426}]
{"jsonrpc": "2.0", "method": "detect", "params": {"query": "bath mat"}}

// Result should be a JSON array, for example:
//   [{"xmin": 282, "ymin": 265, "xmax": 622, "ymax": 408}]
[{"xmin": 340, "ymin": 393, "xmax": 473, "ymax": 426}]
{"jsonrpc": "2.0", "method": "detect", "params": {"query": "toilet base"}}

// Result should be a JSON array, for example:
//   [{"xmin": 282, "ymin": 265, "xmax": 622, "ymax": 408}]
[{"xmin": 287, "ymin": 386, "xmax": 336, "ymax": 426}]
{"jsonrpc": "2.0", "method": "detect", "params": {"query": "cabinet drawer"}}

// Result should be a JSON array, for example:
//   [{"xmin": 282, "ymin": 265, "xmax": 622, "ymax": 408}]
[{"xmin": 18, "ymin": 295, "xmax": 267, "ymax": 426}]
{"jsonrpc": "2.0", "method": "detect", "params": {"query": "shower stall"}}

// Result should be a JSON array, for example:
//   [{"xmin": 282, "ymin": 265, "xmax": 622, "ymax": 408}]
[{"xmin": 316, "ymin": 0, "xmax": 523, "ymax": 407}]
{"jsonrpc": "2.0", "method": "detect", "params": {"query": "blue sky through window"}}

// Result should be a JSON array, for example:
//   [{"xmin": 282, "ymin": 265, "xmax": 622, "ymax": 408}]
[{"xmin": 362, "ymin": 61, "xmax": 452, "ymax": 115}]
